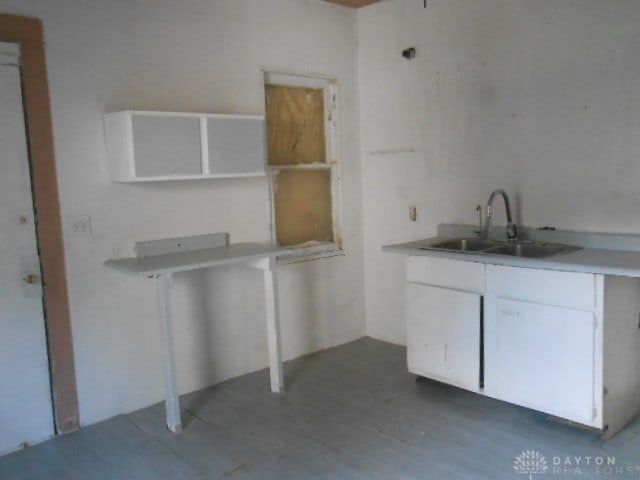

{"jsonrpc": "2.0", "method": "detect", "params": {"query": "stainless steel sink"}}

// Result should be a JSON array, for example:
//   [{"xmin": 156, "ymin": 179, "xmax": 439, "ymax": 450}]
[
  {"xmin": 420, "ymin": 237, "xmax": 581, "ymax": 259},
  {"xmin": 486, "ymin": 242, "xmax": 580, "ymax": 258},
  {"xmin": 422, "ymin": 238, "xmax": 499, "ymax": 252}
]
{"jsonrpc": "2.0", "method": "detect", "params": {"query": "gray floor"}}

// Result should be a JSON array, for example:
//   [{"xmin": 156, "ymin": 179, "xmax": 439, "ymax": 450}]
[{"xmin": 2, "ymin": 337, "xmax": 640, "ymax": 479}]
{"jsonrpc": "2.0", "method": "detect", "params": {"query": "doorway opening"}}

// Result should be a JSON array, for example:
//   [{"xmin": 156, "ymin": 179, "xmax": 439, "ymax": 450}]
[{"xmin": 0, "ymin": 14, "xmax": 79, "ymax": 444}]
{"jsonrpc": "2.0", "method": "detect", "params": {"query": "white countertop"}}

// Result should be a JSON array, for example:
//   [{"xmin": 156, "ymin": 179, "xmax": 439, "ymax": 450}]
[
  {"xmin": 105, "ymin": 243, "xmax": 289, "ymax": 277},
  {"xmin": 383, "ymin": 225, "xmax": 640, "ymax": 278}
]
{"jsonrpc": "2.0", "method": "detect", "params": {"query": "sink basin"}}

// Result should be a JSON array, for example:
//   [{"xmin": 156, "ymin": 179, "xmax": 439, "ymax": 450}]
[
  {"xmin": 421, "ymin": 238, "xmax": 499, "ymax": 252},
  {"xmin": 420, "ymin": 237, "xmax": 582, "ymax": 259},
  {"xmin": 487, "ymin": 242, "xmax": 581, "ymax": 258}
]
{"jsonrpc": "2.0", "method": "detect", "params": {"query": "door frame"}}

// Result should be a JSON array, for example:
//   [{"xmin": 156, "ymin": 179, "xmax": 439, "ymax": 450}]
[{"xmin": 0, "ymin": 13, "xmax": 79, "ymax": 434}]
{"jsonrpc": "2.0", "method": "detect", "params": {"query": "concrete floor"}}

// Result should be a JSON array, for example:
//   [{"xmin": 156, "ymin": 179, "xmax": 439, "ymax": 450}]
[{"xmin": 2, "ymin": 337, "xmax": 640, "ymax": 479}]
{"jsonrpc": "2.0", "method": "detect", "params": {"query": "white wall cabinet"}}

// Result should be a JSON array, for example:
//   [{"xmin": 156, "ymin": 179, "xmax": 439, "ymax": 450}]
[
  {"xmin": 104, "ymin": 111, "xmax": 266, "ymax": 182},
  {"xmin": 405, "ymin": 256, "xmax": 640, "ymax": 437}
]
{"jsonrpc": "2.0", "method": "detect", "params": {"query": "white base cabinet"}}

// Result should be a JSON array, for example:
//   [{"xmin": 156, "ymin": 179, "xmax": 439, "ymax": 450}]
[
  {"xmin": 485, "ymin": 298, "xmax": 597, "ymax": 425},
  {"xmin": 405, "ymin": 256, "xmax": 640, "ymax": 437},
  {"xmin": 407, "ymin": 284, "xmax": 481, "ymax": 392},
  {"xmin": 406, "ymin": 256, "xmax": 485, "ymax": 393},
  {"xmin": 484, "ymin": 264, "xmax": 603, "ymax": 428}
]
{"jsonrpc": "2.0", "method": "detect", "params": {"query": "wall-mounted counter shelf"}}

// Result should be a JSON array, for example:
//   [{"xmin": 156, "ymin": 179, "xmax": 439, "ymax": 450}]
[
  {"xmin": 104, "ymin": 233, "xmax": 292, "ymax": 433},
  {"xmin": 104, "ymin": 110, "xmax": 266, "ymax": 182}
]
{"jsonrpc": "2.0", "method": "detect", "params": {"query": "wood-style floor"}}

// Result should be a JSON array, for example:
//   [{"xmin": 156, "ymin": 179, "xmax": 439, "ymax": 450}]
[{"xmin": 2, "ymin": 337, "xmax": 640, "ymax": 479}]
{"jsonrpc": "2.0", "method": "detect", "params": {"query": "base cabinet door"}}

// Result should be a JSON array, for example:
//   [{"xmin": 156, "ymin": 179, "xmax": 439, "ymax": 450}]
[
  {"xmin": 406, "ymin": 283, "xmax": 481, "ymax": 392},
  {"xmin": 484, "ymin": 297, "xmax": 596, "ymax": 425}
]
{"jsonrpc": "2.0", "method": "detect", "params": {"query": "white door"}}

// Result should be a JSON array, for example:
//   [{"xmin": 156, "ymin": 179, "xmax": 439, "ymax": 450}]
[
  {"xmin": 0, "ymin": 43, "xmax": 55, "ymax": 454},
  {"xmin": 406, "ymin": 283, "xmax": 481, "ymax": 392},
  {"xmin": 484, "ymin": 297, "xmax": 595, "ymax": 425}
]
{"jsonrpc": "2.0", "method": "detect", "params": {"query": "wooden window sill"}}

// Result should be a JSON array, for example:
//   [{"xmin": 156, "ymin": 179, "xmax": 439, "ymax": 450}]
[{"xmin": 276, "ymin": 243, "xmax": 344, "ymax": 264}]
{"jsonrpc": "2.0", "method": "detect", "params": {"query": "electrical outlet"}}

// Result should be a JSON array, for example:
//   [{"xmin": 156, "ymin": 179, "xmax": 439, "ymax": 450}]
[
  {"xmin": 409, "ymin": 205, "xmax": 417, "ymax": 222},
  {"xmin": 71, "ymin": 215, "xmax": 91, "ymax": 236}
]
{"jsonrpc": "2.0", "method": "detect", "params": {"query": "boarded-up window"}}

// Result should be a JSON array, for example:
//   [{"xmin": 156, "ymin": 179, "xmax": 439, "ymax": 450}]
[
  {"xmin": 273, "ymin": 169, "xmax": 333, "ymax": 245},
  {"xmin": 266, "ymin": 85, "xmax": 326, "ymax": 165},
  {"xmin": 265, "ymin": 83, "xmax": 337, "ymax": 246}
]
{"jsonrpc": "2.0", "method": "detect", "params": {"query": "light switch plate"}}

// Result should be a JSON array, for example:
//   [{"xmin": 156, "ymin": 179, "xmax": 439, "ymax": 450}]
[
  {"xmin": 409, "ymin": 205, "xmax": 417, "ymax": 222},
  {"xmin": 71, "ymin": 215, "xmax": 92, "ymax": 236}
]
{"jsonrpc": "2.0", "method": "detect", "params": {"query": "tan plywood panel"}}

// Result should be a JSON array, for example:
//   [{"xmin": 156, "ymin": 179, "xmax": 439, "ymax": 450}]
[
  {"xmin": 265, "ymin": 84, "xmax": 326, "ymax": 165},
  {"xmin": 273, "ymin": 169, "xmax": 333, "ymax": 245}
]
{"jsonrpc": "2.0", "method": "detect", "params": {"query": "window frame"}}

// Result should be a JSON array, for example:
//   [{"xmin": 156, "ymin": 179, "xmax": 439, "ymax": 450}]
[{"xmin": 261, "ymin": 69, "xmax": 344, "ymax": 263}]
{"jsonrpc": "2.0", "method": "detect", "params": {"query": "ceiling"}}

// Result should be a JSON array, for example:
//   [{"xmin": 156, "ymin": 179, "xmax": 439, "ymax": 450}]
[{"xmin": 322, "ymin": 0, "xmax": 381, "ymax": 8}]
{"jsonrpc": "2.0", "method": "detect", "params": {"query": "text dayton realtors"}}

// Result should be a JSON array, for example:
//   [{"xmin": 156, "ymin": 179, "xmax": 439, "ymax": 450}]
[{"xmin": 551, "ymin": 455, "xmax": 640, "ymax": 476}]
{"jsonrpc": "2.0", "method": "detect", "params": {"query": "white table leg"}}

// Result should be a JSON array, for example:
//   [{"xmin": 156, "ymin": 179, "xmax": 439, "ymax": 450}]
[
  {"xmin": 249, "ymin": 257, "xmax": 284, "ymax": 393},
  {"xmin": 155, "ymin": 273, "xmax": 182, "ymax": 433},
  {"xmin": 263, "ymin": 264, "xmax": 284, "ymax": 393}
]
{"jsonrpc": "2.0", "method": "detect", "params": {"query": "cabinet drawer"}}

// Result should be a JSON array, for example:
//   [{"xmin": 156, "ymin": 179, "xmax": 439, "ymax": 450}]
[
  {"xmin": 487, "ymin": 264, "xmax": 595, "ymax": 310},
  {"xmin": 406, "ymin": 256, "xmax": 484, "ymax": 293}
]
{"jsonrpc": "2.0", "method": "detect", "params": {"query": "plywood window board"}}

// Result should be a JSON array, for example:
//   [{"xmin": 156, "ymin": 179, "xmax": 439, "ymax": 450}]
[
  {"xmin": 265, "ymin": 81, "xmax": 339, "ymax": 248},
  {"xmin": 273, "ymin": 169, "xmax": 333, "ymax": 246},
  {"xmin": 265, "ymin": 84, "xmax": 326, "ymax": 166}
]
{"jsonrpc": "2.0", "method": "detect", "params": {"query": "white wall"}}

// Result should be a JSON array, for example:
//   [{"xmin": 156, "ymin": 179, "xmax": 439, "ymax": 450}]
[
  {"xmin": 0, "ymin": 0, "xmax": 365, "ymax": 426},
  {"xmin": 8, "ymin": 0, "xmax": 638, "ymax": 429},
  {"xmin": 359, "ymin": 0, "xmax": 640, "ymax": 344}
]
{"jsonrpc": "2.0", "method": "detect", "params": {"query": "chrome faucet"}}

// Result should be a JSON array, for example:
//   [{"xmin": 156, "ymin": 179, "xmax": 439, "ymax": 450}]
[{"xmin": 481, "ymin": 189, "xmax": 519, "ymax": 241}]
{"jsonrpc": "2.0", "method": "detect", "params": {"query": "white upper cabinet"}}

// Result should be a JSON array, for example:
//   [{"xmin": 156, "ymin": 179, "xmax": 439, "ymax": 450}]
[
  {"xmin": 132, "ymin": 115, "xmax": 202, "ymax": 177},
  {"xmin": 104, "ymin": 111, "xmax": 266, "ymax": 182},
  {"xmin": 206, "ymin": 116, "xmax": 266, "ymax": 175}
]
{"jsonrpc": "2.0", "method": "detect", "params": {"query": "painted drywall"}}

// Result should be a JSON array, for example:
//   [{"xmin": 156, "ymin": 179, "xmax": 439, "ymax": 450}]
[
  {"xmin": 0, "ymin": 0, "xmax": 365, "ymax": 426},
  {"xmin": 359, "ymin": 0, "xmax": 640, "ymax": 344}
]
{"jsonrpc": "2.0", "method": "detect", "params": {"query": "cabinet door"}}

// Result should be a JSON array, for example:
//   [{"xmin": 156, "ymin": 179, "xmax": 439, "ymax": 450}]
[
  {"xmin": 406, "ymin": 283, "xmax": 481, "ymax": 392},
  {"xmin": 484, "ymin": 297, "xmax": 596, "ymax": 425},
  {"xmin": 132, "ymin": 114, "xmax": 203, "ymax": 177},
  {"xmin": 206, "ymin": 116, "xmax": 266, "ymax": 175}
]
